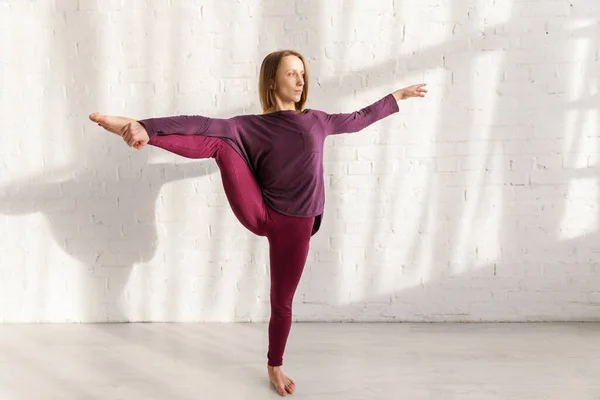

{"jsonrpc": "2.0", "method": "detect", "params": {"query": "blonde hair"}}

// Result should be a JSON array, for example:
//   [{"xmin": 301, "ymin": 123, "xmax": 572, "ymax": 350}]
[{"xmin": 258, "ymin": 49, "xmax": 309, "ymax": 114}]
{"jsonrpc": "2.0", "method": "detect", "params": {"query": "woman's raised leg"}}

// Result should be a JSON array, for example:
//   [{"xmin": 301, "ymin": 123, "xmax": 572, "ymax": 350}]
[
  {"xmin": 148, "ymin": 135, "xmax": 269, "ymax": 236},
  {"xmin": 213, "ymin": 143, "xmax": 270, "ymax": 236}
]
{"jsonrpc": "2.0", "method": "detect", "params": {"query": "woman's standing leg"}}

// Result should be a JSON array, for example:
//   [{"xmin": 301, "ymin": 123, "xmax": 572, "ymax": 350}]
[{"xmin": 265, "ymin": 211, "xmax": 315, "ymax": 367}]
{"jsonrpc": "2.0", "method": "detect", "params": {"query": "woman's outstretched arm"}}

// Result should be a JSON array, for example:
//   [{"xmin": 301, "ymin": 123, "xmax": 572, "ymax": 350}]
[
  {"xmin": 89, "ymin": 113, "xmax": 236, "ymax": 150},
  {"xmin": 321, "ymin": 83, "xmax": 427, "ymax": 136},
  {"xmin": 137, "ymin": 115, "xmax": 235, "ymax": 140}
]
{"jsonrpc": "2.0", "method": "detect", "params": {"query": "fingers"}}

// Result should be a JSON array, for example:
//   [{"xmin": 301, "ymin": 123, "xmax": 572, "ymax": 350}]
[
  {"xmin": 411, "ymin": 83, "xmax": 428, "ymax": 98},
  {"xmin": 122, "ymin": 124, "xmax": 147, "ymax": 149},
  {"xmin": 415, "ymin": 83, "xmax": 427, "ymax": 91},
  {"xmin": 122, "ymin": 124, "xmax": 138, "ymax": 147},
  {"xmin": 126, "ymin": 135, "xmax": 139, "ymax": 148},
  {"xmin": 122, "ymin": 124, "xmax": 133, "ymax": 145},
  {"xmin": 399, "ymin": 83, "xmax": 427, "ymax": 99}
]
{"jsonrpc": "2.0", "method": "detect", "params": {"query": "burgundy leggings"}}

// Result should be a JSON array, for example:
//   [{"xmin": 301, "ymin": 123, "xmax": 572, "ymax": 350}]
[{"xmin": 148, "ymin": 134, "xmax": 314, "ymax": 367}]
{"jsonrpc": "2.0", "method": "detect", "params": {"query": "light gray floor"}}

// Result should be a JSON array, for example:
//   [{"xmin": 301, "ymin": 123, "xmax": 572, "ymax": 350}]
[{"xmin": 0, "ymin": 322, "xmax": 599, "ymax": 399}]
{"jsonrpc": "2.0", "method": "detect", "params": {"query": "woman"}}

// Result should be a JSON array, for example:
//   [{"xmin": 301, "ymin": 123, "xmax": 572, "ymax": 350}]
[{"xmin": 90, "ymin": 49, "xmax": 427, "ymax": 396}]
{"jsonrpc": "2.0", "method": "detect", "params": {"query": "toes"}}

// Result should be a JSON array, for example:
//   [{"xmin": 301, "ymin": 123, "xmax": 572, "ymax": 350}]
[
  {"xmin": 89, "ymin": 113, "xmax": 106, "ymax": 126},
  {"xmin": 270, "ymin": 377, "xmax": 287, "ymax": 396},
  {"xmin": 285, "ymin": 379, "xmax": 295, "ymax": 394}
]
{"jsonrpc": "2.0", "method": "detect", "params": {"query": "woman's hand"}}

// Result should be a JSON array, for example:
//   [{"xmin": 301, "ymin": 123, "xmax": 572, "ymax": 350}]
[
  {"xmin": 89, "ymin": 112, "xmax": 149, "ymax": 150},
  {"xmin": 121, "ymin": 121, "xmax": 150, "ymax": 150},
  {"xmin": 393, "ymin": 83, "xmax": 427, "ymax": 101}
]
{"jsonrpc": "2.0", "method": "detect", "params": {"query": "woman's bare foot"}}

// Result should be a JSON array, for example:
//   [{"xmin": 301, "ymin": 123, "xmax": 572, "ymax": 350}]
[
  {"xmin": 89, "ymin": 112, "xmax": 149, "ymax": 149},
  {"xmin": 89, "ymin": 112, "xmax": 135, "ymax": 136},
  {"xmin": 268, "ymin": 365, "xmax": 295, "ymax": 396}
]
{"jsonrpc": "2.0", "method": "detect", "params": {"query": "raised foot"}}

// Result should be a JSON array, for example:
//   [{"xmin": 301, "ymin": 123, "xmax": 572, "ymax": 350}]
[{"xmin": 89, "ymin": 112, "xmax": 135, "ymax": 136}]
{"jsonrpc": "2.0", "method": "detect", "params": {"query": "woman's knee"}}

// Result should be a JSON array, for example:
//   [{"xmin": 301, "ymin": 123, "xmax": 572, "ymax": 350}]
[
  {"xmin": 270, "ymin": 301, "xmax": 292, "ymax": 319},
  {"xmin": 216, "ymin": 146, "xmax": 269, "ymax": 235}
]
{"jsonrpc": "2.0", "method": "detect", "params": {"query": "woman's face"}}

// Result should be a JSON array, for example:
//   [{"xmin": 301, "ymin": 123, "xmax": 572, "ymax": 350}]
[{"xmin": 271, "ymin": 55, "xmax": 305, "ymax": 104}]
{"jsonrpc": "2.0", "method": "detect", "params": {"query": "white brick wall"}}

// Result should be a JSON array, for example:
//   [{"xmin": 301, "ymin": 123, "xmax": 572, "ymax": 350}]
[{"xmin": 1, "ymin": 0, "xmax": 599, "ymax": 322}]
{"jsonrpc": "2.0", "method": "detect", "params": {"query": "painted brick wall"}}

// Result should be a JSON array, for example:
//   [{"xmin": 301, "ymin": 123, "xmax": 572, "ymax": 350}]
[{"xmin": 1, "ymin": 0, "xmax": 599, "ymax": 322}]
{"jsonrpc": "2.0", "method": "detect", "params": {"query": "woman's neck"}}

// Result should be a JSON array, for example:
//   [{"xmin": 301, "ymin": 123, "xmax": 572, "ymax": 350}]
[{"xmin": 264, "ymin": 108, "xmax": 304, "ymax": 115}]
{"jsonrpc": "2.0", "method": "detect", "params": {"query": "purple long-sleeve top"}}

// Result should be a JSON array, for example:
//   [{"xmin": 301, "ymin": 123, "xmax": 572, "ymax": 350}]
[{"xmin": 138, "ymin": 93, "xmax": 399, "ymax": 235}]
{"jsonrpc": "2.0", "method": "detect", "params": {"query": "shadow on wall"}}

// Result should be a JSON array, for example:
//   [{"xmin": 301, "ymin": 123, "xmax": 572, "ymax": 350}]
[
  {"xmin": 301, "ymin": 0, "xmax": 600, "ymax": 321},
  {"xmin": 0, "ymin": 3, "xmax": 237, "ymax": 322},
  {"xmin": 1, "ymin": 1, "xmax": 599, "ymax": 323},
  {"xmin": 0, "ymin": 159, "xmax": 219, "ymax": 320}
]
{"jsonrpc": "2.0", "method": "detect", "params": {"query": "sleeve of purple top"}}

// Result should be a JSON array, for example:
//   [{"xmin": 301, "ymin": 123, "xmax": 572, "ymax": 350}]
[
  {"xmin": 322, "ymin": 93, "xmax": 399, "ymax": 136},
  {"xmin": 137, "ymin": 115, "xmax": 237, "ymax": 140}
]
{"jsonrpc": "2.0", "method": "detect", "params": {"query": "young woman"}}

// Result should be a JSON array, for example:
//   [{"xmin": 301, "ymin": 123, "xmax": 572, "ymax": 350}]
[{"xmin": 90, "ymin": 49, "xmax": 427, "ymax": 397}]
